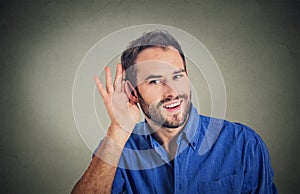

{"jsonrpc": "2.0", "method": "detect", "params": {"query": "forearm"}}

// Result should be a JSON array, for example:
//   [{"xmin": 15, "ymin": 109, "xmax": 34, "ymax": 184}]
[
  {"xmin": 71, "ymin": 126, "xmax": 130, "ymax": 194},
  {"xmin": 71, "ymin": 156, "xmax": 117, "ymax": 194}
]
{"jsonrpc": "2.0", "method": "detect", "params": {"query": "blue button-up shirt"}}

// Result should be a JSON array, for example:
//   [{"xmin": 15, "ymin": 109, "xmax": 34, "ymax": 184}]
[{"xmin": 110, "ymin": 106, "xmax": 277, "ymax": 194}]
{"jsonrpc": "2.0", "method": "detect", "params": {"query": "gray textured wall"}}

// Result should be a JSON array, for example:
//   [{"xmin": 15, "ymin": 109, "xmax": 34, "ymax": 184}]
[{"xmin": 0, "ymin": 0, "xmax": 299, "ymax": 193}]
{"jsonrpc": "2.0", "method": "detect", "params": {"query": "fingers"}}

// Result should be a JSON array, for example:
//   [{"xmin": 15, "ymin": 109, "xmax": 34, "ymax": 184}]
[
  {"xmin": 97, "ymin": 64, "xmax": 124, "ymax": 95},
  {"xmin": 121, "ymin": 68, "xmax": 126, "ymax": 92},
  {"xmin": 113, "ymin": 63, "xmax": 123, "ymax": 92},
  {"xmin": 105, "ymin": 66, "xmax": 114, "ymax": 93},
  {"xmin": 94, "ymin": 76, "xmax": 107, "ymax": 98}
]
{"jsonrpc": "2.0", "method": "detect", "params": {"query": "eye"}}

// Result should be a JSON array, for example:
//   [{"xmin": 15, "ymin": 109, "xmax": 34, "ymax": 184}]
[
  {"xmin": 149, "ymin": 79, "xmax": 163, "ymax": 85},
  {"xmin": 173, "ymin": 74, "xmax": 184, "ymax": 80}
]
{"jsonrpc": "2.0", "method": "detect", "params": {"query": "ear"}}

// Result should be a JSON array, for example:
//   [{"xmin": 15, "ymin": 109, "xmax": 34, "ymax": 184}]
[{"xmin": 124, "ymin": 80, "xmax": 139, "ymax": 104}]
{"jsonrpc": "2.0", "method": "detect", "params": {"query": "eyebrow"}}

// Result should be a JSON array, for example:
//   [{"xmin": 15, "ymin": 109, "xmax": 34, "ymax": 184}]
[
  {"xmin": 144, "ymin": 69, "xmax": 186, "ymax": 80},
  {"xmin": 145, "ymin": 75, "xmax": 163, "ymax": 80},
  {"xmin": 173, "ymin": 69, "xmax": 186, "ymax": 74}
]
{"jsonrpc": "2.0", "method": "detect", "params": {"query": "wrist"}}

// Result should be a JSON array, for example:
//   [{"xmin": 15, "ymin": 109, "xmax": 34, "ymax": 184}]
[
  {"xmin": 107, "ymin": 125, "xmax": 132, "ymax": 147},
  {"xmin": 93, "ymin": 135, "xmax": 123, "ymax": 166}
]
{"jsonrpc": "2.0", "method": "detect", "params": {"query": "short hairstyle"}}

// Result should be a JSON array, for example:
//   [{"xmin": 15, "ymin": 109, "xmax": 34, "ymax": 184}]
[{"xmin": 121, "ymin": 30, "xmax": 186, "ymax": 87}]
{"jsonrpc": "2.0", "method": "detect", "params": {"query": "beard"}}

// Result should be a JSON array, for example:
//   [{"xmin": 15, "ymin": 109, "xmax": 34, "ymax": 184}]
[{"xmin": 137, "ymin": 90, "xmax": 192, "ymax": 128}]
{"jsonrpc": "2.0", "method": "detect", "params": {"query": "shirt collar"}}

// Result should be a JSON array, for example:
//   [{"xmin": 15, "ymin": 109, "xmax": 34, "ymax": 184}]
[{"xmin": 179, "ymin": 105, "xmax": 199, "ymax": 150}]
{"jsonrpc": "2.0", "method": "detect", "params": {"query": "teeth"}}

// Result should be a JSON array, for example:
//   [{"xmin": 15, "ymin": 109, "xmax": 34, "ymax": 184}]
[{"xmin": 164, "ymin": 102, "xmax": 180, "ymax": 108}]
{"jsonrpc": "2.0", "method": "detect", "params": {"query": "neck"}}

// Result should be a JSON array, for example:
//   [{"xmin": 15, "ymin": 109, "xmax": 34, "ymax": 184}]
[
  {"xmin": 146, "ymin": 117, "xmax": 188, "ymax": 159},
  {"xmin": 147, "ymin": 120, "xmax": 182, "ymax": 144}
]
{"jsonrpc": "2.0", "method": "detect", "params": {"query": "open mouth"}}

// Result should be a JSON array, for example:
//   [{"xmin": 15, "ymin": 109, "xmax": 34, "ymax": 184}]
[{"xmin": 163, "ymin": 100, "xmax": 182, "ymax": 112}]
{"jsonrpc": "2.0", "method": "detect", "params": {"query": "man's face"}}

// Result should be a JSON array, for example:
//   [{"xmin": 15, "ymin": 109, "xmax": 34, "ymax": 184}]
[{"xmin": 133, "ymin": 47, "xmax": 191, "ymax": 128}]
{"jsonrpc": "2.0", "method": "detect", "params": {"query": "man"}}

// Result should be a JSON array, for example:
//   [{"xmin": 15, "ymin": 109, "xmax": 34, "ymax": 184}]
[{"xmin": 72, "ymin": 30, "xmax": 277, "ymax": 193}]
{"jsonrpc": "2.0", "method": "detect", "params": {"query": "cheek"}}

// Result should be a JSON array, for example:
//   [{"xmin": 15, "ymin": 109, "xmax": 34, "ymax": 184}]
[
  {"xmin": 175, "ymin": 79, "xmax": 190, "ymax": 93},
  {"xmin": 138, "ymin": 86, "xmax": 162, "ymax": 104}
]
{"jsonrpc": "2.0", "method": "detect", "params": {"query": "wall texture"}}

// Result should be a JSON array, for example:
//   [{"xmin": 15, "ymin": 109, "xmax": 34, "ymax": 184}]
[{"xmin": 0, "ymin": 0, "xmax": 299, "ymax": 193}]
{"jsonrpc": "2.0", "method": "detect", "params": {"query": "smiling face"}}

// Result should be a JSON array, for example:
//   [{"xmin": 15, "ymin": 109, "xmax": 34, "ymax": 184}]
[{"xmin": 133, "ymin": 46, "xmax": 191, "ymax": 129}]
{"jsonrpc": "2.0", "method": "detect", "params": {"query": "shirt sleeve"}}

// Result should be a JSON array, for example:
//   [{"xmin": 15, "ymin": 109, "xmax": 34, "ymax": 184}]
[
  {"xmin": 111, "ymin": 168, "xmax": 126, "ymax": 194},
  {"xmin": 241, "ymin": 127, "xmax": 278, "ymax": 194}
]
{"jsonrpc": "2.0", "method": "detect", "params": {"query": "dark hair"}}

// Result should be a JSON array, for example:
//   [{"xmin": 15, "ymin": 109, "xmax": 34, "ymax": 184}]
[{"xmin": 121, "ymin": 30, "xmax": 186, "ymax": 87}]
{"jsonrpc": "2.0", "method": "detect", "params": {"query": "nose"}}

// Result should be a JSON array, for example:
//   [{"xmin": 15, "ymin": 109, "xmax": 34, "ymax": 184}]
[{"xmin": 162, "ymin": 82, "xmax": 178, "ymax": 99}]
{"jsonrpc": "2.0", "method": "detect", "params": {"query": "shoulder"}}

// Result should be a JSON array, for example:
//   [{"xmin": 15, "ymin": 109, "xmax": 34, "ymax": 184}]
[
  {"xmin": 198, "ymin": 114, "xmax": 266, "ymax": 152},
  {"xmin": 203, "ymin": 114, "xmax": 260, "ymax": 137}
]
